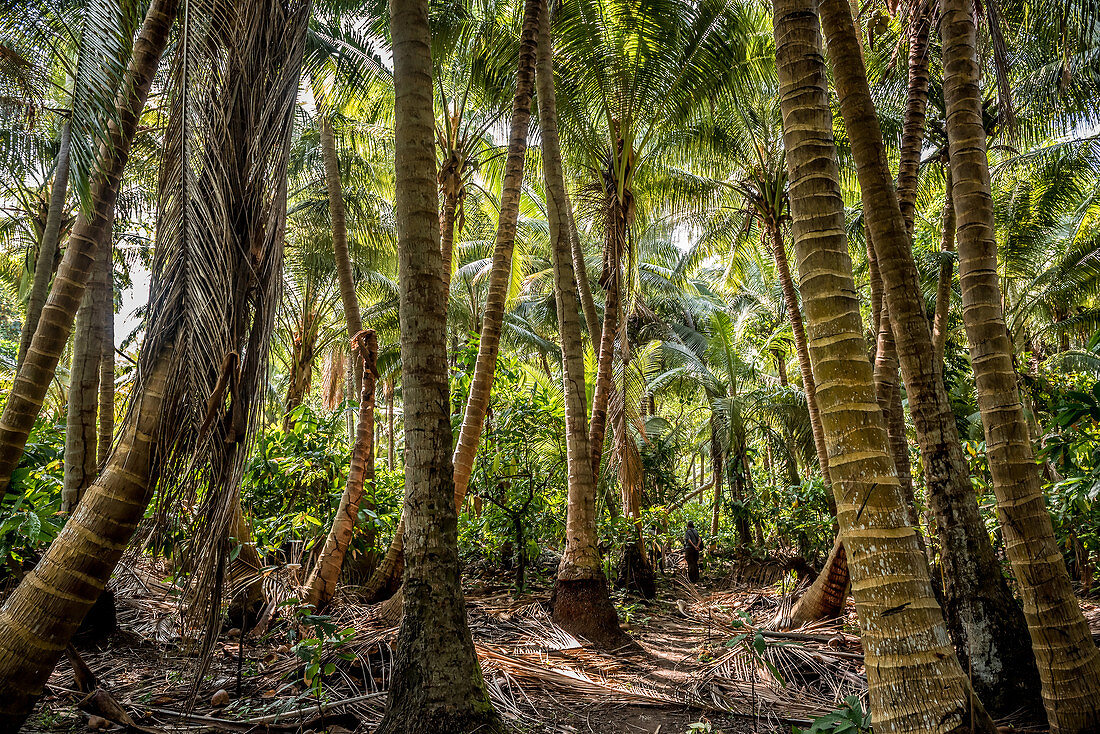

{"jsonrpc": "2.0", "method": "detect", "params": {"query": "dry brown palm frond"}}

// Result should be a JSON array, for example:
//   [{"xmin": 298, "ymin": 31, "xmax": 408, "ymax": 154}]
[{"xmin": 129, "ymin": 0, "xmax": 312, "ymax": 690}]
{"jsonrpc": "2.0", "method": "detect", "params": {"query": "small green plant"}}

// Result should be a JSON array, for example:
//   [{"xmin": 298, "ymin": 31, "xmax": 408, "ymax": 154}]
[
  {"xmin": 793, "ymin": 696, "xmax": 872, "ymax": 734},
  {"xmin": 724, "ymin": 610, "xmax": 785, "ymax": 684},
  {"xmin": 686, "ymin": 719, "xmax": 718, "ymax": 733},
  {"xmin": 283, "ymin": 599, "xmax": 355, "ymax": 698}
]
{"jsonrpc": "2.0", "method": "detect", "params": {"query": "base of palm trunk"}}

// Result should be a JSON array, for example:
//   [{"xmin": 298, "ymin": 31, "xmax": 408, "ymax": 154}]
[
  {"xmin": 940, "ymin": 584, "xmax": 1044, "ymax": 722},
  {"xmin": 551, "ymin": 575, "xmax": 628, "ymax": 648},
  {"xmin": 362, "ymin": 539, "xmax": 405, "ymax": 604},
  {"xmin": 775, "ymin": 537, "xmax": 848, "ymax": 630},
  {"xmin": 227, "ymin": 580, "xmax": 266, "ymax": 632},
  {"xmin": 614, "ymin": 543, "xmax": 656, "ymax": 599}
]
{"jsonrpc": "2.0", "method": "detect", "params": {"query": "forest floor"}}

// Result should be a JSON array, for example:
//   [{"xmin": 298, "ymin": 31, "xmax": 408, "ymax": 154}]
[{"xmin": 22, "ymin": 553, "xmax": 1099, "ymax": 734}]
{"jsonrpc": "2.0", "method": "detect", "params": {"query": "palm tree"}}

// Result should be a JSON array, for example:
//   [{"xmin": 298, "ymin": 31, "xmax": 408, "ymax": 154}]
[
  {"xmin": 303, "ymin": 329, "xmax": 378, "ymax": 608},
  {"xmin": 818, "ymin": 0, "xmax": 1042, "ymax": 713},
  {"xmin": 0, "ymin": 0, "xmax": 318, "ymax": 719},
  {"xmin": 941, "ymin": 0, "xmax": 1100, "ymax": 724},
  {"xmin": 771, "ymin": 0, "xmax": 995, "ymax": 728},
  {"xmin": 375, "ymin": 0, "xmax": 501, "ymax": 726},
  {"xmin": 535, "ymin": 0, "xmax": 625, "ymax": 644},
  {"xmin": 0, "ymin": 0, "xmax": 176, "ymax": 494}
]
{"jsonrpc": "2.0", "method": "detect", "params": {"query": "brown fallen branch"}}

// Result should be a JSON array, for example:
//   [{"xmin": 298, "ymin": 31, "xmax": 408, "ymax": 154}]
[{"xmin": 147, "ymin": 692, "xmax": 386, "ymax": 728}]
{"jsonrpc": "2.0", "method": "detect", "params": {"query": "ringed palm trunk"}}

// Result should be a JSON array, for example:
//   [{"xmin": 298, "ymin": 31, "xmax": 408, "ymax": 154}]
[
  {"xmin": 62, "ymin": 218, "xmax": 110, "ymax": 512},
  {"xmin": 588, "ymin": 268, "xmax": 620, "ymax": 478},
  {"xmin": 931, "ymin": 164, "xmax": 955, "ymax": 365},
  {"xmin": 375, "ymin": 0, "xmax": 500, "ymax": 725},
  {"xmin": 0, "ymin": 349, "xmax": 172, "ymax": 729},
  {"xmin": 772, "ymin": 0, "xmax": 995, "ymax": 730},
  {"xmin": 0, "ymin": 0, "xmax": 177, "ymax": 493},
  {"xmin": 363, "ymin": 0, "xmax": 541, "ymax": 601},
  {"xmin": 17, "ymin": 119, "xmax": 72, "ymax": 369},
  {"xmin": 96, "ymin": 221, "xmax": 115, "ymax": 468},
  {"xmin": 709, "ymin": 417, "xmax": 723, "ymax": 539},
  {"xmin": 766, "ymin": 219, "xmax": 830, "ymax": 488},
  {"xmin": 941, "ymin": 0, "xmax": 1100, "ymax": 726},
  {"xmin": 450, "ymin": 0, "xmax": 540, "ymax": 508},
  {"xmin": 777, "ymin": 534, "xmax": 849, "ymax": 628},
  {"xmin": 537, "ymin": 1, "xmax": 623, "ymax": 645},
  {"xmin": 303, "ymin": 330, "xmax": 377, "ymax": 608},
  {"xmin": 819, "ymin": 0, "xmax": 1043, "ymax": 714},
  {"xmin": 320, "ymin": 114, "xmax": 362, "ymax": 396}
]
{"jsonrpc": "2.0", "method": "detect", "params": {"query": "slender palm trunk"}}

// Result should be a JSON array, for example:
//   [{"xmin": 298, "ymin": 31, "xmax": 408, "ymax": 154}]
[
  {"xmin": 96, "ymin": 223, "xmax": 114, "ymax": 468},
  {"xmin": 376, "ymin": 0, "xmax": 500, "ymax": 725},
  {"xmin": 450, "ymin": 0, "xmax": 539, "ymax": 511},
  {"xmin": 0, "ymin": 0, "xmax": 177, "ymax": 493},
  {"xmin": 386, "ymin": 378, "xmax": 395, "ymax": 471},
  {"xmin": 941, "ymin": 0, "xmax": 1100, "ymax": 726},
  {"xmin": 62, "ymin": 216, "xmax": 110, "ymax": 512},
  {"xmin": 773, "ymin": 0, "xmax": 994, "ymax": 730},
  {"xmin": 819, "ymin": 0, "xmax": 1042, "ymax": 714},
  {"xmin": 303, "ymin": 331, "xmax": 378, "ymax": 608},
  {"xmin": 567, "ymin": 203, "xmax": 601, "ymax": 347},
  {"xmin": 440, "ymin": 189, "xmax": 459, "ymax": 296},
  {"xmin": 766, "ymin": 220, "xmax": 831, "ymax": 488},
  {"xmin": 588, "ymin": 269, "xmax": 620, "ymax": 478},
  {"xmin": 362, "ymin": 0, "xmax": 541, "ymax": 602},
  {"xmin": 0, "ymin": 350, "xmax": 172, "ymax": 729},
  {"xmin": 320, "ymin": 114, "xmax": 362, "ymax": 398},
  {"xmin": 537, "ymin": 1, "xmax": 623, "ymax": 641},
  {"xmin": 932, "ymin": 164, "xmax": 955, "ymax": 365},
  {"xmin": 17, "ymin": 119, "xmax": 72, "ymax": 369},
  {"xmin": 709, "ymin": 417, "xmax": 723, "ymax": 538}
]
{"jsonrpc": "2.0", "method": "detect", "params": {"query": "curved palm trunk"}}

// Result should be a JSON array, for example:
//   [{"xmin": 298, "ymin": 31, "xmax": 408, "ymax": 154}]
[
  {"xmin": 932, "ymin": 165, "xmax": 955, "ymax": 365},
  {"xmin": 772, "ymin": 0, "xmax": 995, "ymax": 730},
  {"xmin": 0, "ymin": 0, "xmax": 176, "ymax": 493},
  {"xmin": 303, "ymin": 331, "xmax": 378, "ymax": 608},
  {"xmin": 819, "ymin": 0, "xmax": 1042, "ymax": 715},
  {"xmin": 777, "ymin": 535, "xmax": 849, "ymax": 628},
  {"xmin": 62, "ymin": 219, "xmax": 110, "ymax": 512},
  {"xmin": 320, "ymin": 115, "xmax": 362, "ymax": 397},
  {"xmin": 450, "ymin": 0, "xmax": 540, "ymax": 510},
  {"xmin": 941, "ymin": 0, "xmax": 1100, "ymax": 726},
  {"xmin": 537, "ymin": 2, "xmax": 623, "ymax": 644},
  {"xmin": 386, "ymin": 378, "xmax": 395, "ymax": 470},
  {"xmin": 376, "ymin": 0, "xmax": 500, "ymax": 726},
  {"xmin": 97, "ymin": 226, "xmax": 115, "ymax": 468},
  {"xmin": 17, "ymin": 119, "xmax": 72, "ymax": 369},
  {"xmin": 0, "ymin": 350, "xmax": 172, "ymax": 729},
  {"xmin": 766, "ymin": 220, "xmax": 831, "ymax": 489}
]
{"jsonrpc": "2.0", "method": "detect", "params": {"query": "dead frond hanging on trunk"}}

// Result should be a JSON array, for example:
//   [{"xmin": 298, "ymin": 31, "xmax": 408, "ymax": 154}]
[{"xmin": 134, "ymin": 0, "xmax": 312, "ymax": 674}]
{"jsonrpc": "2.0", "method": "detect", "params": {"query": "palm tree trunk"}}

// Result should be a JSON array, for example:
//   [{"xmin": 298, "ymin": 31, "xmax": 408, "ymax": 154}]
[
  {"xmin": 96, "ymin": 221, "xmax": 115, "ymax": 468},
  {"xmin": 588, "ymin": 269, "xmax": 620, "ymax": 479},
  {"xmin": 0, "ymin": 0, "xmax": 177, "ymax": 493},
  {"xmin": 537, "ymin": 0, "xmax": 623, "ymax": 646},
  {"xmin": 0, "ymin": 349, "xmax": 172, "ymax": 729},
  {"xmin": 766, "ymin": 220, "xmax": 831, "ymax": 489},
  {"xmin": 386, "ymin": 378, "xmax": 395, "ymax": 471},
  {"xmin": 17, "ymin": 119, "xmax": 72, "ymax": 369},
  {"xmin": 932, "ymin": 164, "xmax": 955, "ymax": 365},
  {"xmin": 361, "ymin": 0, "xmax": 542, "ymax": 603},
  {"xmin": 450, "ymin": 0, "xmax": 539, "ymax": 513},
  {"xmin": 896, "ymin": 10, "xmax": 931, "ymax": 230},
  {"xmin": 819, "ymin": 0, "xmax": 1043, "ymax": 715},
  {"xmin": 440, "ymin": 189, "xmax": 459, "ymax": 296},
  {"xmin": 941, "ymin": 0, "xmax": 1100, "ymax": 725},
  {"xmin": 567, "ymin": 203, "xmax": 601, "ymax": 347},
  {"xmin": 376, "ymin": 0, "xmax": 500, "ymax": 725},
  {"xmin": 320, "ymin": 114, "xmax": 363, "ymax": 397},
  {"xmin": 773, "ymin": 0, "xmax": 995, "ymax": 730},
  {"xmin": 709, "ymin": 418, "xmax": 723, "ymax": 538},
  {"xmin": 62, "ymin": 216, "xmax": 110, "ymax": 512},
  {"xmin": 303, "ymin": 331, "xmax": 378, "ymax": 608},
  {"xmin": 776, "ymin": 535, "xmax": 849, "ymax": 628}
]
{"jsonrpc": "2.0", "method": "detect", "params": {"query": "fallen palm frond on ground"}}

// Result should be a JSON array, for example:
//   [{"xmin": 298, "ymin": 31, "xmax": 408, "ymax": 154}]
[{"xmin": 37, "ymin": 560, "xmax": 870, "ymax": 733}]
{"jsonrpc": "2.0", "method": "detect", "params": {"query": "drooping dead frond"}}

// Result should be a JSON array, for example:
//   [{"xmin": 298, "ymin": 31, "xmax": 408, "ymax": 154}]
[{"xmin": 133, "ymin": 0, "xmax": 312, "ymax": 677}]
